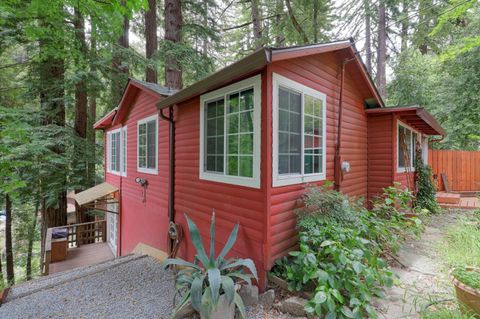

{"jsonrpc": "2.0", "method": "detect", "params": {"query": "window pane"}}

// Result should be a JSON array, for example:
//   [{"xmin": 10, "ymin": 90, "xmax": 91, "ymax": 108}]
[
  {"xmin": 205, "ymin": 99, "xmax": 225, "ymax": 173},
  {"xmin": 314, "ymin": 155, "xmax": 322, "ymax": 173},
  {"xmin": 240, "ymin": 111, "xmax": 253, "ymax": 133},
  {"xmin": 302, "ymin": 94, "xmax": 324, "ymax": 175},
  {"xmin": 228, "ymin": 134, "xmax": 238, "ymax": 155},
  {"xmin": 241, "ymin": 89, "xmax": 254, "ymax": 111},
  {"xmin": 228, "ymin": 113, "xmax": 239, "ymax": 134},
  {"xmin": 239, "ymin": 133, "xmax": 253, "ymax": 154},
  {"xmin": 228, "ymin": 93, "xmax": 239, "ymax": 113},
  {"xmin": 122, "ymin": 129, "xmax": 126, "ymax": 173},
  {"xmin": 239, "ymin": 156, "xmax": 253, "ymax": 177},
  {"xmin": 147, "ymin": 121, "xmax": 156, "ymax": 169},
  {"xmin": 227, "ymin": 156, "xmax": 238, "ymax": 175},
  {"xmin": 398, "ymin": 126, "xmax": 405, "ymax": 168},
  {"xmin": 115, "ymin": 133, "xmax": 121, "ymax": 172},
  {"xmin": 278, "ymin": 87, "xmax": 301, "ymax": 175}
]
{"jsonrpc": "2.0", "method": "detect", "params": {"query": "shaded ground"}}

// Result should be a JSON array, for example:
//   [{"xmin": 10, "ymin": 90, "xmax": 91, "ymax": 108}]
[{"xmin": 374, "ymin": 210, "xmax": 470, "ymax": 318}]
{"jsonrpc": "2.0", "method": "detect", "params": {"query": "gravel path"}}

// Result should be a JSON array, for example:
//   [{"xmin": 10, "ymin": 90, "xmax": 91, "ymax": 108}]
[{"xmin": 0, "ymin": 255, "xmax": 175, "ymax": 319}]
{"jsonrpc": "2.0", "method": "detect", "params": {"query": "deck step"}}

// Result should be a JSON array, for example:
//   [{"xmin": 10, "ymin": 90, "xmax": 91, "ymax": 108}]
[{"xmin": 436, "ymin": 192, "xmax": 461, "ymax": 204}]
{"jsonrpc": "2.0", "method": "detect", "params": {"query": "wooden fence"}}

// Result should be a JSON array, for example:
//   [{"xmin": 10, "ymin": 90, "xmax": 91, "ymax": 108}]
[{"xmin": 428, "ymin": 149, "xmax": 480, "ymax": 192}]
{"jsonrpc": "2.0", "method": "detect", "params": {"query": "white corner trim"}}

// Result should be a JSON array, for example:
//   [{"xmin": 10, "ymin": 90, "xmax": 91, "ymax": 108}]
[
  {"xmin": 121, "ymin": 126, "xmax": 127, "ymax": 177},
  {"xmin": 137, "ymin": 114, "xmax": 159, "ymax": 175},
  {"xmin": 199, "ymin": 75, "xmax": 261, "ymax": 189},
  {"xmin": 272, "ymin": 73, "xmax": 327, "ymax": 187}
]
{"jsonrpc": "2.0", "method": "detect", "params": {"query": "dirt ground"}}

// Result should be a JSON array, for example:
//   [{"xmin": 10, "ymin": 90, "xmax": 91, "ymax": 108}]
[{"xmin": 373, "ymin": 209, "xmax": 471, "ymax": 319}]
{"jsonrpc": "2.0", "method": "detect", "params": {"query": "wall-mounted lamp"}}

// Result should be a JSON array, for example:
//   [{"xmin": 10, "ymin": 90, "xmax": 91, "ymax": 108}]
[
  {"xmin": 341, "ymin": 161, "xmax": 351, "ymax": 173},
  {"xmin": 135, "ymin": 177, "xmax": 148, "ymax": 202}
]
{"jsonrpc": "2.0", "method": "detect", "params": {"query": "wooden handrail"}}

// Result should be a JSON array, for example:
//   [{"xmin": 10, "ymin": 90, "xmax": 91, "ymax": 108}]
[{"xmin": 42, "ymin": 220, "xmax": 107, "ymax": 276}]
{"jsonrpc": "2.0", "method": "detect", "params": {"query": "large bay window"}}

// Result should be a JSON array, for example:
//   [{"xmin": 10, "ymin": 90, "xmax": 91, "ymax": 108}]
[
  {"xmin": 272, "ymin": 73, "xmax": 327, "ymax": 187},
  {"xmin": 397, "ymin": 121, "xmax": 419, "ymax": 173},
  {"xmin": 107, "ymin": 127, "xmax": 127, "ymax": 176},
  {"xmin": 137, "ymin": 115, "xmax": 158, "ymax": 174},
  {"xmin": 199, "ymin": 75, "xmax": 261, "ymax": 188}
]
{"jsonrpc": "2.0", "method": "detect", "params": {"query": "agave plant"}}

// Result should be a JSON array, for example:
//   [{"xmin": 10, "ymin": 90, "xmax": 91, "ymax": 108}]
[{"xmin": 163, "ymin": 212, "xmax": 258, "ymax": 319}]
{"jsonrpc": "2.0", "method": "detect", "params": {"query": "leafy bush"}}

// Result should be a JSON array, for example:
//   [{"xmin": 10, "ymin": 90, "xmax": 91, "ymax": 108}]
[
  {"xmin": 414, "ymin": 148, "xmax": 440, "ymax": 213},
  {"xmin": 163, "ymin": 213, "xmax": 257, "ymax": 319},
  {"xmin": 452, "ymin": 266, "xmax": 480, "ymax": 290},
  {"xmin": 272, "ymin": 184, "xmax": 424, "ymax": 319}
]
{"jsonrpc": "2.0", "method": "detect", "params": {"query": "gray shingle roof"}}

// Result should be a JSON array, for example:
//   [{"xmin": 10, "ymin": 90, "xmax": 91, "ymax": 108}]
[{"xmin": 130, "ymin": 79, "xmax": 177, "ymax": 96}]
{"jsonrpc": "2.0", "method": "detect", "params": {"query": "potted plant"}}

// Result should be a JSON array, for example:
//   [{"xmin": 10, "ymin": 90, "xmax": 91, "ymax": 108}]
[
  {"xmin": 451, "ymin": 266, "xmax": 480, "ymax": 317},
  {"xmin": 163, "ymin": 212, "xmax": 258, "ymax": 319}
]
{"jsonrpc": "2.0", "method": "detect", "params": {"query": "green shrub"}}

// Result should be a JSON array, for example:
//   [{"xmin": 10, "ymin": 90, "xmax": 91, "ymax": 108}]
[
  {"xmin": 272, "ymin": 184, "xmax": 424, "ymax": 319},
  {"xmin": 452, "ymin": 266, "xmax": 480, "ymax": 290},
  {"xmin": 414, "ymin": 148, "xmax": 440, "ymax": 213}
]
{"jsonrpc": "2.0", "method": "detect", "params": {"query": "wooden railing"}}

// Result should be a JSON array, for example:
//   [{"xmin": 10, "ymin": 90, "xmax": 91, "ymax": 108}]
[{"xmin": 42, "ymin": 220, "xmax": 107, "ymax": 276}]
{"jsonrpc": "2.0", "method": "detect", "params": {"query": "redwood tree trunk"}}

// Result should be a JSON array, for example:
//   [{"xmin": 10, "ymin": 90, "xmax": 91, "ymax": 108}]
[
  {"xmin": 364, "ymin": 0, "xmax": 372, "ymax": 74},
  {"xmin": 376, "ymin": 0, "xmax": 387, "ymax": 99},
  {"xmin": 401, "ymin": 0, "xmax": 409, "ymax": 52},
  {"xmin": 111, "ymin": 9, "xmax": 130, "ymax": 104},
  {"xmin": 26, "ymin": 200, "xmax": 39, "ymax": 281},
  {"xmin": 251, "ymin": 0, "xmax": 262, "ymax": 48},
  {"xmin": 74, "ymin": 7, "xmax": 88, "ymax": 141},
  {"xmin": 145, "ymin": 0, "xmax": 158, "ymax": 83},
  {"xmin": 5, "ymin": 194, "xmax": 14, "ymax": 285},
  {"xmin": 87, "ymin": 22, "xmax": 97, "ymax": 187},
  {"xmin": 164, "ymin": 0, "xmax": 183, "ymax": 89}
]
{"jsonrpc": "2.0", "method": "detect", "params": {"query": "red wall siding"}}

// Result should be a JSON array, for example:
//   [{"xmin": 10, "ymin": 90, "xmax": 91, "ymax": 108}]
[
  {"xmin": 105, "ymin": 90, "xmax": 169, "ymax": 255},
  {"xmin": 265, "ymin": 52, "xmax": 369, "ymax": 268},
  {"xmin": 367, "ymin": 114, "xmax": 393, "ymax": 202},
  {"xmin": 173, "ymin": 73, "xmax": 268, "ymax": 285}
]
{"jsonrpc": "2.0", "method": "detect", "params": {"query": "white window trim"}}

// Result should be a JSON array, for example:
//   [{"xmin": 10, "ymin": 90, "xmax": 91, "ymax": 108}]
[
  {"xmin": 106, "ymin": 128, "xmax": 122, "ymax": 176},
  {"xmin": 199, "ymin": 75, "xmax": 261, "ymax": 188},
  {"xmin": 272, "ymin": 73, "xmax": 327, "ymax": 187},
  {"xmin": 121, "ymin": 126, "xmax": 127, "ymax": 177},
  {"xmin": 137, "ymin": 114, "xmax": 159, "ymax": 175},
  {"xmin": 397, "ymin": 120, "xmax": 421, "ymax": 173}
]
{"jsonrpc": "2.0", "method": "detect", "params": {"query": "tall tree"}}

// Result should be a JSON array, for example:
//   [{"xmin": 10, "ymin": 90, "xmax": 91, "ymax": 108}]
[
  {"xmin": 364, "ymin": 0, "xmax": 372, "ymax": 74},
  {"xmin": 376, "ymin": 0, "xmax": 387, "ymax": 98},
  {"xmin": 5, "ymin": 194, "xmax": 14, "ymax": 285},
  {"xmin": 251, "ymin": 0, "xmax": 263, "ymax": 48},
  {"xmin": 165, "ymin": 0, "xmax": 183, "ymax": 89},
  {"xmin": 145, "ymin": 0, "xmax": 158, "ymax": 83},
  {"xmin": 112, "ymin": 10, "xmax": 130, "ymax": 104}
]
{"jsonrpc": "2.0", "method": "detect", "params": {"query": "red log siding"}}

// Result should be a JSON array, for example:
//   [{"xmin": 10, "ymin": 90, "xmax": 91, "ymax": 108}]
[
  {"xmin": 367, "ymin": 114, "xmax": 393, "ymax": 202},
  {"xmin": 105, "ymin": 90, "xmax": 170, "ymax": 255},
  {"xmin": 173, "ymin": 72, "xmax": 268, "ymax": 285},
  {"xmin": 265, "ymin": 52, "xmax": 369, "ymax": 268}
]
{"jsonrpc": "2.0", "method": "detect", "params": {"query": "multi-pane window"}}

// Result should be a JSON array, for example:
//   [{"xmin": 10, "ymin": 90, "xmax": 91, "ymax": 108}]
[
  {"xmin": 200, "ymin": 75, "xmax": 261, "ymax": 188},
  {"xmin": 204, "ymin": 88, "xmax": 255, "ymax": 178},
  {"xmin": 205, "ymin": 99, "xmax": 225, "ymax": 173},
  {"xmin": 138, "ymin": 116, "xmax": 157, "ymax": 174},
  {"xmin": 273, "ymin": 73, "xmax": 326, "ymax": 187},
  {"xmin": 107, "ymin": 128, "xmax": 126, "ymax": 176},
  {"xmin": 398, "ymin": 123, "xmax": 419, "ymax": 172}
]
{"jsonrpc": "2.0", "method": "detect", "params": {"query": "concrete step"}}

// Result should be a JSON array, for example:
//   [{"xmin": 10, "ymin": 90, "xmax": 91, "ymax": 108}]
[{"xmin": 436, "ymin": 192, "xmax": 461, "ymax": 204}]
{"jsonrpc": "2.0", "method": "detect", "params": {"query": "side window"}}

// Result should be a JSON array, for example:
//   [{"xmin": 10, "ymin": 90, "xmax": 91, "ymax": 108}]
[
  {"xmin": 137, "ymin": 116, "xmax": 158, "ymax": 174},
  {"xmin": 397, "ymin": 123, "xmax": 419, "ymax": 172},
  {"xmin": 273, "ymin": 73, "xmax": 327, "ymax": 187}
]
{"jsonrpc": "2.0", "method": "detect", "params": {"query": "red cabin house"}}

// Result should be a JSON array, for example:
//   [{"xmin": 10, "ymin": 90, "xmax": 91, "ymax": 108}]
[{"xmin": 92, "ymin": 40, "xmax": 445, "ymax": 288}]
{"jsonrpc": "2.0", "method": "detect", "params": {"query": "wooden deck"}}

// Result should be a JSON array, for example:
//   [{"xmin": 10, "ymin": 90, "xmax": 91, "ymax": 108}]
[
  {"xmin": 438, "ymin": 195, "xmax": 479, "ymax": 210},
  {"xmin": 49, "ymin": 243, "xmax": 114, "ymax": 275}
]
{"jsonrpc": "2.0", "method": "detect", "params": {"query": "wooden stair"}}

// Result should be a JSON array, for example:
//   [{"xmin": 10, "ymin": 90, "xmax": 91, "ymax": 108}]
[{"xmin": 436, "ymin": 192, "xmax": 461, "ymax": 205}]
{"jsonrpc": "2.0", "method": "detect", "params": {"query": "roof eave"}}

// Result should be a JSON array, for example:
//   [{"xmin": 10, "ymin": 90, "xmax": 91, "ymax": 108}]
[
  {"xmin": 156, "ymin": 48, "xmax": 271, "ymax": 110},
  {"xmin": 416, "ymin": 107, "xmax": 447, "ymax": 137},
  {"xmin": 93, "ymin": 108, "xmax": 117, "ymax": 130}
]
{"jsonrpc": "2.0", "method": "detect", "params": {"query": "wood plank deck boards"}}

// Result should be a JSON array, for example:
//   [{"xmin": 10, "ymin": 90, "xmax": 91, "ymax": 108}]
[
  {"xmin": 439, "ymin": 196, "xmax": 479, "ymax": 210},
  {"xmin": 49, "ymin": 242, "xmax": 114, "ymax": 275}
]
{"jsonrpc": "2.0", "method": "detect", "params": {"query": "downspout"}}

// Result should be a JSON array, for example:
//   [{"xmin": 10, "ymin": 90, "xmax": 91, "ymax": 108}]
[
  {"xmin": 159, "ymin": 106, "xmax": 182, "ymax": 258},
  {"xmin": 334, "ymin": 61, "xmax": 346, "ymax": 191}
]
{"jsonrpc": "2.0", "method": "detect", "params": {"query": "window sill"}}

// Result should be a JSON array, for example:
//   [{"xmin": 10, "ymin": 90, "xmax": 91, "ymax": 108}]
[
  {"xmin": 273, "ymin": 173, "xmax": 326, "ymax": 187},
  {"xmin": 397, "ymin": 167, "xmax": 415, "ymax": 174},
  {"xmin": 200, "ymin": 171, "xmax": 260, "ymax": 189},
  {"xmin": 137, "ymin": 167, "xmax": 158, "ymax": 175}
]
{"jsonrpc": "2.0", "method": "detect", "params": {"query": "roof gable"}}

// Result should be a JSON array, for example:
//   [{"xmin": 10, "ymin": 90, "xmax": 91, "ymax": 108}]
[
  {"xmin": 94, "ymin": 79, "xmax": 173, "ymax": 129},
  {"xmin": 156, "ymin": 40, "xmax": 384, "ymax": 109}
]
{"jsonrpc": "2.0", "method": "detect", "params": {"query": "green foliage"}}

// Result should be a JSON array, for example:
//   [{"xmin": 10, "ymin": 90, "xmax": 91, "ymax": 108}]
[
  {"xmin": 421, "ymin": 306, "xmax": 476, "ymax": 319},
  {"xmin": 414, "ymin": 149, "xmax": 440, "ymax": 214},
  {"xmin": 452, "ymin": 266, "xmax": 480, "ymax": 290},
  {"xmin": 163, "ymin": 212, "xmax": 257, "ymax": 319},
  {"xmin": 272, "ymin": 185, "xmax": 426, "ymax": 319},
  {"xmin": 440, "ymin": 213, "xmax": 480, "ymax": 268}
]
